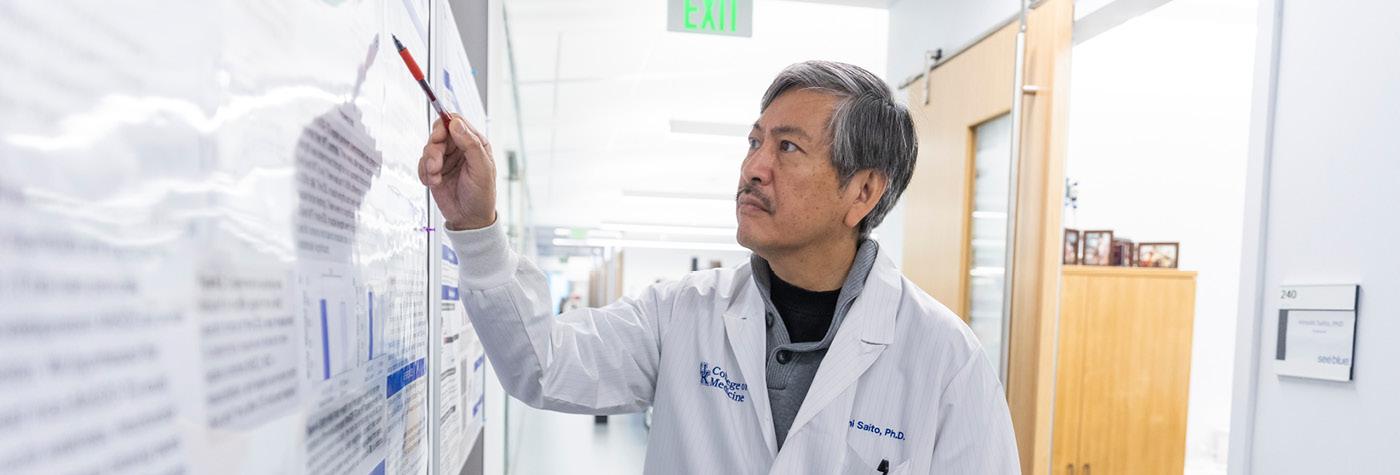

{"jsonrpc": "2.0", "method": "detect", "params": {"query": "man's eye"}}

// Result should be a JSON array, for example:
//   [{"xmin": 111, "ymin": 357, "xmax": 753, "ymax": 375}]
[
  {"xmin": 748, "ymin": 138, "xmax": 760, "ymax": 150},
  {"xmin": 780, "ymin": 141, "xmax": 799, "ymax": 152}
]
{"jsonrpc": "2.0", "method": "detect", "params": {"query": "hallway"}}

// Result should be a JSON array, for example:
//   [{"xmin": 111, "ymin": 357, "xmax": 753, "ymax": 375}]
[{"xmin": 507, "ymin": 400, "xmax": 649, "ymax": 475}]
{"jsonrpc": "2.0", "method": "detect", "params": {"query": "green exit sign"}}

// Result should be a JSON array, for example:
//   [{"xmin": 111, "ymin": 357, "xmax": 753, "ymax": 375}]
[{"xmin": 668, "ymin": 0, "xmax": 752, "ymax": 37}]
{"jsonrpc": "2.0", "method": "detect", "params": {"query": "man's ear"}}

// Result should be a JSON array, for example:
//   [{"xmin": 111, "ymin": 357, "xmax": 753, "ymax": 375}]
[{"xmin": 844, "ymin": 170, "xmax": 888, "ymax": 229}]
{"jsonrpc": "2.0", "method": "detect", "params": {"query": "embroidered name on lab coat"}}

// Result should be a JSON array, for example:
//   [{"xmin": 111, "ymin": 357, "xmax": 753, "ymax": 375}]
[
  {"xmin": 850, "ymin": 419, "xmax": 905, "ymax": 440},
  {"xmin": 699, "ymin": 361, "xmax": 748, "ymax": 402}
]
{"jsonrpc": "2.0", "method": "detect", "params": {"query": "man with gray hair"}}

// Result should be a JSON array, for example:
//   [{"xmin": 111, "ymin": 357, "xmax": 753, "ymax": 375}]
[{"xmin": 420, "ymin": 60, "xmax": 1019, "ymax": 473}]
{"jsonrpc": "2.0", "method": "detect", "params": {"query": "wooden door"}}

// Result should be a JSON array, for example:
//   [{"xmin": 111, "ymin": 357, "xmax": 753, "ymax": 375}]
[
  {"xmin": 1061, "ymin": 267, "xmax": 1197, "ymax": 474},
  {"xmin": 1051, "ymin": 271, "xmax": 1091, "ymax": 475},
  {"xmin": 900, "ymin": 1, "xmax": 1074, "ymax": 473},
  {"xmin": 901, "ymin": 22, "xmax": 1016, "ymax": 319}
]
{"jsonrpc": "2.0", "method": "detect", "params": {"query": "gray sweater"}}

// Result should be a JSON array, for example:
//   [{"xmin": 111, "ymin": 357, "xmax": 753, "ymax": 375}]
[{"xmin": 749, "ymin": 239, "xmax": 879, "ymax": 448}]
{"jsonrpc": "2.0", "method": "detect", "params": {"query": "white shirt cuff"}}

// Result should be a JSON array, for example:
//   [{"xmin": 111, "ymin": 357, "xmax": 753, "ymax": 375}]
[{"xmin": 444, "ymin": 219, "xmax": 519, "ymax": 290}]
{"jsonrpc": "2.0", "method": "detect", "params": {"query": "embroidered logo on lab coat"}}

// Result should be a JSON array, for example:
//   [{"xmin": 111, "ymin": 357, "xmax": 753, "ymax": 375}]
[{"xmin": 699, "ymin": 361, "xmax": 748, "ymax": 402}]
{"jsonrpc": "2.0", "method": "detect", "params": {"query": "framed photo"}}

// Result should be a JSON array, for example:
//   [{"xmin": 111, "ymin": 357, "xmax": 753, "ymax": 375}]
[
  {"xmin": 1081, "ymin": 230, "xmax": 1114, "ymax": 266},
  {"xmin": 1063, "ymin": 229, "xmax": 1081, "ymax": 265},
  {"xmin": 1137, "ymin": 242, "xmax": 1180, "ymax": 268},
  {"xmin": 1112, "ymin": 238, "xmax": 1135, "ymax": 267}
]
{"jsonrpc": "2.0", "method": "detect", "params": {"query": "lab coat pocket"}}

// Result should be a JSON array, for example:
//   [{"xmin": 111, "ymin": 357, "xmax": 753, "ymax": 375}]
[{"xmin": 841, "ymin": 441, "xmax": 910, "ymax": 475}]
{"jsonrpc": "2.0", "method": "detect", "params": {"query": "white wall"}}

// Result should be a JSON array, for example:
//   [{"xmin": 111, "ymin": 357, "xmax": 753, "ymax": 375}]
[
  {"xmin": 1064, "ymin": 0, "xmax": 1256, "ymax": 472},
  {"xmin": 1233, "ymin": 0, "xmax": 1400, "ymax": 473},
  {"xmin": 885, "ymin": 0, "xmax": 1019, "ymax": 84}
]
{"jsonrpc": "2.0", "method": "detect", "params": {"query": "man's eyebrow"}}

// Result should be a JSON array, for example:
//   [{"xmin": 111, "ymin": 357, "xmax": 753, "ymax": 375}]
[{"xmin": 753, "ymin": 124, "xmax": 812, "ymax": 141}]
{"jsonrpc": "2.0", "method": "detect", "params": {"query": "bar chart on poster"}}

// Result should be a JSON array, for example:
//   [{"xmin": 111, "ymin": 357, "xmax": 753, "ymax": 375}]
[{"xmin": 0, "ymin": 1, "xmax": 486, "ymax": 474}]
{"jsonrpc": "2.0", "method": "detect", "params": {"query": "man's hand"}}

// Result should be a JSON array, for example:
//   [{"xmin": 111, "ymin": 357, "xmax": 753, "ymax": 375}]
[{"xmin": 419, "ymin": 114, "xmax": 496, "ymax": 230}]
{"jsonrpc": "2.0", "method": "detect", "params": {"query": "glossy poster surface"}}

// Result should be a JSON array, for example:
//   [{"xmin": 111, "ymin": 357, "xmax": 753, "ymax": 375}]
[
  {"xmin": 431, "ymin": 1, "xmax": 489, "ymax": 473},
  {"xmin": 0, "ymin": 1, "xmax": 471, "ymax": 473}
]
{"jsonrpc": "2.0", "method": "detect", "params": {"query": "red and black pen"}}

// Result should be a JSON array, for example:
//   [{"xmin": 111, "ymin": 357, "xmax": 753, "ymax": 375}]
[{"xmin": 392, "ymin": 34, "xmax": 453, "ymax": 126}]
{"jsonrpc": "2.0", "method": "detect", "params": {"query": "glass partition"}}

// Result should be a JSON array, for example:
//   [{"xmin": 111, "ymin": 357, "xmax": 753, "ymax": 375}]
[{"xmin": 968, "ymin": 113, "xmax": 1014, "ymax": 379}]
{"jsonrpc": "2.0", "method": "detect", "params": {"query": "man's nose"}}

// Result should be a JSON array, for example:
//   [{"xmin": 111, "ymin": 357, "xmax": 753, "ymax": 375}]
[{"xmin": 741, "ymin": 147, "xmax": 774, "ymax": 186}]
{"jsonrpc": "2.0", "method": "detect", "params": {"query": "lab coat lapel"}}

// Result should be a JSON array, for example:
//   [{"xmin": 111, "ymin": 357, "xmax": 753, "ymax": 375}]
[
  {"xmin": 722, "ymin": 270, "xmax": 779, "ymax": 457},
  {"xmin": 786, "ymin": 252, "xmax": 902, "ymax": 439}
]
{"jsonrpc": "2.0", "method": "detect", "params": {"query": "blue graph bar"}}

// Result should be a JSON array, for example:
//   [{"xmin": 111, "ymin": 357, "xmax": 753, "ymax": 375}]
[
  {"xmin": 319, "ymin": 299, "xmax": 330, "ymax": 380},
  {"xmin": 368, "ymin": 291, "xmax": 374, "ymax": 360}
]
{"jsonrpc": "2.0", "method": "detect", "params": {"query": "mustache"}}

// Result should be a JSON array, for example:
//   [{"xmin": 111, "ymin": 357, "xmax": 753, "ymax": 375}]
[{"xmin": 735, "ymin": 184, "xmax": 773, "ymax": 211}]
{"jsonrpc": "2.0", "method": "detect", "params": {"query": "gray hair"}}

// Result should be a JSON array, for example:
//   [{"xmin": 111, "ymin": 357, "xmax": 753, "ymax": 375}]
[{"xmin": 760, "ymin": 60, "xmax": 918, "ymax": 238}]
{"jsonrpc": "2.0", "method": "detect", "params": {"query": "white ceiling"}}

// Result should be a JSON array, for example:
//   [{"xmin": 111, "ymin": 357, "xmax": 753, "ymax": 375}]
[{"xmin": 496, "ymin": 0, "xmax": 889, "ymax": 232}]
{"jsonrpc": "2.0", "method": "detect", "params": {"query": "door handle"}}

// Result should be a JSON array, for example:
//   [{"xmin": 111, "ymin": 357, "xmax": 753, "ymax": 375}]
[{"xmin": 1066, "ymin": 463, "xmax": 1075, "ymax": 475}]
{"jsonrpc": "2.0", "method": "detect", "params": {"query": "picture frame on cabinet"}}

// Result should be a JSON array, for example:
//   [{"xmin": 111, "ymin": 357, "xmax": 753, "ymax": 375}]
[
  {"xmin": 1112, "ymin": 238, "xmax": 1135, "ymax": 267},
  {"xmin": 1081, "ymin": 230, "xmax": 1114, "ymax": 266},
  {"xmin": 1063, "ymin": 229, "xmax": 1081, "ymax": 265},
  {"xmin": 1137, "ymin": 242, "xmax": 1180, "ymax": 268}
]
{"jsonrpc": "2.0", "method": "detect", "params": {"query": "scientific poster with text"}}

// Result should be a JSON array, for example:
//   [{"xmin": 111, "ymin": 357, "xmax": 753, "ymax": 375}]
[
  {"xmin": 432, "ymin": 1, "xmax": 489, "ymax": 472},
  {"xmin": 0, "ymin": 0, "xmax": 454, "ymax": 473}
]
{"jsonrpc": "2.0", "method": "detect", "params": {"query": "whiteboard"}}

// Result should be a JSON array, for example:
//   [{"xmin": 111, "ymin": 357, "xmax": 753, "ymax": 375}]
[{"xmin": 0, "ymin": 0, "xmax": 485, "ymax": 473}]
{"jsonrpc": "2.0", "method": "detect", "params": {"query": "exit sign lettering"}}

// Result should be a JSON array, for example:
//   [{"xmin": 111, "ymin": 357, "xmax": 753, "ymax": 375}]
[{"xmin": 668, "ymin": 0, "xmax": 752, "ymax": 37}]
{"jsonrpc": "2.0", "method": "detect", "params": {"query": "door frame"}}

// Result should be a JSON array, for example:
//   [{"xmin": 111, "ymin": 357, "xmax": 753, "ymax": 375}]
[
  {"xmin": 1228, "ymin": 0, "xmax": 1285, "ymax": 473},
  {"xmin": 1008, "ymin": 1, "xmax": 1074, "ymax": 473}
]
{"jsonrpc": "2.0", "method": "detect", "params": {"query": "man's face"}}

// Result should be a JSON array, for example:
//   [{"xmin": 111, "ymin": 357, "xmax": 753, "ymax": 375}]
[{"xmin": 736, "ymin": 89, "xmax": 850, "ymax": 256}]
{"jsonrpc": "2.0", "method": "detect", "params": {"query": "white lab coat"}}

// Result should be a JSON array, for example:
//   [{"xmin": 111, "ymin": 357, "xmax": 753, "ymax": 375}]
[{"xmin": 447, "ymin": 223, "xmax": 1020, "ymax": 474}]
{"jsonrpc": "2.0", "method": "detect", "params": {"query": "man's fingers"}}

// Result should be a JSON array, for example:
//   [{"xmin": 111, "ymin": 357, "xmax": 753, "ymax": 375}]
[
  {"xmin": 446, "ymin": 114, "xmax": 473, "ymax": 144},
  {"xmin": 421, "ymin": 159, "xmax": 444, "ymax": 188},
  {"xmin": 455, "ymin": 114, "xmax": 493, "ymax": 157},
  {"xmin": 447, "ymin": 114, "xmax": 487, "ymax": 155},
  {"xmin": 451, "ymin": 113, "xmax": 476, "ymax": 139},
  {"xmin": 430, "ymin": 117, "xmax": 449, "ymax": 143},
  {"xmin": 429, "ymin": 118, "xmax": 460, "ymax": 157},
  {"xmin": 418, "ymin": 151, "xmax": 432, "ymax": 186},
  {"xmin": 464, "ymin": 116, "xmax": 495, "ymax": 166},
  {"xmin": 421, "ymin": 142, "xmax": 446, "ymax": 174},
  {"xmin": 418, "ymin": 142, "xmax": 446, "ymax": 187},
  {"xmin": 422, "ymin": 113, "xmax": 486, "ymax": 190},
  {"xmin": 457, "ymin": 114, "xmax": 488, "ymax": 145}
]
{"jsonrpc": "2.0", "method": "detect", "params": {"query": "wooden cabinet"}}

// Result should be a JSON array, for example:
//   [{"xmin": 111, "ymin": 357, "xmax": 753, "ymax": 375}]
[{"xmin": 1052, "ymin": 266, "xmax": 1196, "ymax": 474}]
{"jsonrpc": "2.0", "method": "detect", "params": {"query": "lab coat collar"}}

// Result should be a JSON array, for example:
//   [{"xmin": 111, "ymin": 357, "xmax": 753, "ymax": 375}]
[
  {"xmin": 786, "ymin": 247, "xmax": 903, "ymax": 440},
  {"xmin": 731, "ymin": 244, "xmax": 899, "ymax": 345},
  {"xmin": 854, "ymin": 249, "xmax": 901, "ymax": 345},
  {"xmin": 723, "ymin": 248, "xmax": 905, "ymax": 454},
  {"xmin": 723, "ymin": 262, "xmax": 779, "ymax": 458}
]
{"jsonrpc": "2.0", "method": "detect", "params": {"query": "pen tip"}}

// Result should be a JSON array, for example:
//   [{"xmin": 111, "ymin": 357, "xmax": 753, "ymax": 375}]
[{"xmin": 391, "ymin": 34, "xmax": 404, "ymax": 50}]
